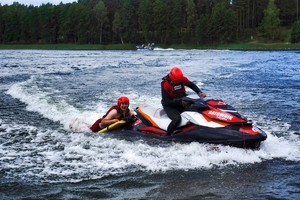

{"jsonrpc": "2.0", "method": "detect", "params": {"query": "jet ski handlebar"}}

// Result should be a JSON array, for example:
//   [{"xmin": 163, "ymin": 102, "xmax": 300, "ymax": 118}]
[{"xmin": 179, "ymin": 96, "xmax": 209, "ymax": 111}]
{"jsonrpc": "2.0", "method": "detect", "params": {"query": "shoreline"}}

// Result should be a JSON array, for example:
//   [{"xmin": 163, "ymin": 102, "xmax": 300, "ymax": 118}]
[{"xmin": 0, "ymin": 42, "xmax": 300, "ymax": 51}]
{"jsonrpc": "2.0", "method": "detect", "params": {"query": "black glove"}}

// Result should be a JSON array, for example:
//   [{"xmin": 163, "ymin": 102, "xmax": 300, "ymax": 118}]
[
  {"xmin": 181, "ymin": 100, "xmax": 191, "ymax": 108},
  {"xmin": 124, "ymin": 115, "xmax": 135, "ymax": 124}
]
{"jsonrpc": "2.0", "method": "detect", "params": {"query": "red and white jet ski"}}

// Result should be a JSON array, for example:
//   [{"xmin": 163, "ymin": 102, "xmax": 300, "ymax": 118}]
[{"xmin": 131, "ymin": 95, "xmax": 267, "ymax": 149}]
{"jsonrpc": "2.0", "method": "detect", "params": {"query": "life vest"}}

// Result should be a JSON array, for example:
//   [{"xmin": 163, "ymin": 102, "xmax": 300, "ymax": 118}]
[
  {"xmin": 102, "ymin": 105, "xmax": 118, "ymax": 119},
  {"xmin": 162, "ymin": 75, "xmax": 189, "ymax": 98},
  {"xmin": 89, "ymin": 105, "xmax": 130, "ymax": 132},
  {"xmin": 102, "ymin": 105, "xmax": 130, "ymax": 120}
]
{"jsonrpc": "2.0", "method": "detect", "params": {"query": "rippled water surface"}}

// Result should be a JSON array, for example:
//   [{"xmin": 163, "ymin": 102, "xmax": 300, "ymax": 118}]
[{"xmin": 0, "ymin": 49, "xmax": 299, "ymax": 199}]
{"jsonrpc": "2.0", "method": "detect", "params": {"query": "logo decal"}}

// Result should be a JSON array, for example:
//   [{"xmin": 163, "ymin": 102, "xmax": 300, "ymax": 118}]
[
  {"xmin": 174, "ymin": 85, "xmax": 183, "ymax": 90},
  {"xmin": 208, "ymin": 111, "xmax": 233, "ymax": 121}
]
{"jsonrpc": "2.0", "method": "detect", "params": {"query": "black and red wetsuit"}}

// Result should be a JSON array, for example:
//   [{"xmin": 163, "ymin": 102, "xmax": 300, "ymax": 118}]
[
  {"xmin": 161, "ymin": 75, "xmax": 201, "ymax": 135},
  {"xmin": 90, "ymin": 105, "xmax": 130, "ymax": 132}
]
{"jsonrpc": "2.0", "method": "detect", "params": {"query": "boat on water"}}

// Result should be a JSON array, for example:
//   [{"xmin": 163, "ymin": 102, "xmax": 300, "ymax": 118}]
[{"xmin": 136, "ymin": 43, "xmax": 155, "ymax": 50}]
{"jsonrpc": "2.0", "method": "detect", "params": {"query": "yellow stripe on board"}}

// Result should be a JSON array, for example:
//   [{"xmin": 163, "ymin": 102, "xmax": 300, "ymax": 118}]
[{"xmin": 98, "ymin": 120, "xmax": 126, "ymax": 133}]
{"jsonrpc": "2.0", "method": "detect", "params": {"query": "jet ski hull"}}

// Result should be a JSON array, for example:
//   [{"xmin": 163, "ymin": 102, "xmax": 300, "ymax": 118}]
[
  {"xmin": 115, "ymin": 96, "xmax": 267, "ymax": 149},
  {"xmin": 129, "ymin": 120, "xmax": 267, "ymax": 149}
]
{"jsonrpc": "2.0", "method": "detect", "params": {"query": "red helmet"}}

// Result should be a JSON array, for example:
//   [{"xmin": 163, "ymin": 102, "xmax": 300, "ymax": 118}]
[
  {"xmin": 117, "ymin": 96, "xmax": 130, "ymax": 107},
  {"xmin": 169, "ymin": 67, "xmax": 184, "ymax": 82}
]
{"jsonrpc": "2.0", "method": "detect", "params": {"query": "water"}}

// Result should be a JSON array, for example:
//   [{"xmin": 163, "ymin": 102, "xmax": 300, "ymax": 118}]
[{"xmin": 0, "ymin": 49, "xmax": 299, "ymax": 199}]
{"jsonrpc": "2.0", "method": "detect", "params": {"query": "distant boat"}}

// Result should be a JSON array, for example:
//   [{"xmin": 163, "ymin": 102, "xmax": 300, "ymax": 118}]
[{"xmin": 136, "ymin": 43, "xmax": 155, "ymax": 50}]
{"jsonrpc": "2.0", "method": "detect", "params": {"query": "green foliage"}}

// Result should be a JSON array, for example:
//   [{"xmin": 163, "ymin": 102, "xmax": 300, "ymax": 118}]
[
  {"xmin": 112, "ymin": 11, "xmax": 123, "ymax": 44},
  {"xmin": 2, "ymin": 3, "xmax": 24, "ymax": 42},
  {"xmin": 120, "ymin": 0, "xmax": 136, "ymax": 43},
  {"xmin": 196, "ymin": 15, "xmax": 209, "ymax": 44},
  {"xmin": 0, "ymin": 0, "xmax": 298, "ymax": 45},
  {"xmin": 185, "ymin": 0, "xmax": 197, "ymax": 42},
  {"xmin": 210, "ymin": 2, "xmax": 237, "ymax": 43},
  {"xmin": 138, "ymin": 0, "xmax": 153, "ymax": 42},
  {"xmin": 152, "ymin": 0, "xmax": 167, "ymax": 43},
  {"xmin": 170, "ymin": 0, "xmax": 183, "ymax": 43},
  {"xmin": 260, "ymin": 0, "xmax": 280, "ymax": 41},
  {"xmin": 291, "ymin": 20, "xmax": 300, "ymax": 43},
  {"xmin": 93, "ymin": 0, "xmax": 108, "ymax": 44}
]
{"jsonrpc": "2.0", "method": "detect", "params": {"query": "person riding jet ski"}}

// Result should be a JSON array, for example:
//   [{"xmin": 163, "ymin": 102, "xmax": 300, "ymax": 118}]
[
  {"xmin": 161, "ymin": 67, "xmax": 207, "ymax": 135},
  {"xmin": 90, "ymin": 96, "xmax": 135, "ymax": 132}
]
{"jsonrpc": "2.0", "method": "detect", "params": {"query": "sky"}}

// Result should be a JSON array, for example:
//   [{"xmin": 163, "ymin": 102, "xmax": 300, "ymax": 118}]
[{"xmin": 0, "ymin": 0, "xmax": 76, "ymax": 6}]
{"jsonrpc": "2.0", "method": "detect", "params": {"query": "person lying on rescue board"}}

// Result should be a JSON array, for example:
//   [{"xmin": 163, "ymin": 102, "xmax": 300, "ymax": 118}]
[
  {"xmin": 90, "ymin": 96, "xmax": 135, "ymax": 132},
  {"xmin": 161, "ymin": 67, "xmax": 207, "ymax": 136}
]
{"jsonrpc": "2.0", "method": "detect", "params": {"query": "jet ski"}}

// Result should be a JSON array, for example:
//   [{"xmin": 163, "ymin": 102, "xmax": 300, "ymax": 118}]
[
  {"xmin": 136, "ymin": 43, "xmax": 154, "ymax": 50},
  {"xmin": 130, "ymin": 95, "xmax": 267, "ymax": 149}
]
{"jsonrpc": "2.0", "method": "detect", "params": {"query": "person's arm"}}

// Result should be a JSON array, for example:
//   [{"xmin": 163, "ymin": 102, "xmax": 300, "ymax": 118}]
[
  {"xmin": 185, "ymin": 78, "xmax": 207, "ymax": 97},
  {"xmin": 100, "ymin": 109, "xmax": 119, "ymax": 127}
]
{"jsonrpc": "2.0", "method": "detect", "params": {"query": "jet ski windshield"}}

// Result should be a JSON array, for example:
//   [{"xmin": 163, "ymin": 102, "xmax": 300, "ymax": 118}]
[{"xmin": 180, "ymin": 96, "xmax": 209, "ymax": 111}]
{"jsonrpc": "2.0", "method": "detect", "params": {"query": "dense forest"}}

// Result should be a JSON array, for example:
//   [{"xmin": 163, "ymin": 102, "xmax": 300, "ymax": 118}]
[{"xmin": 0, "ymin": 0, "xmax": 300, "ymax": 45}]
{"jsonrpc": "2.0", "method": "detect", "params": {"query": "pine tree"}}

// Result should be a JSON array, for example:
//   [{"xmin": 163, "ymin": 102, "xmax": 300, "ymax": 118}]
[
  {"xmin": 291, "ymin": 19, "xmax": 300, "ymax": 43},
  {"xmin": 138, "ymin": 0, "xmax": 153, "ymax": 42},
  {"xmin": 186, "ymin": 0, "xmax": 197, "ymax": 43},
  {"xmin": 112, "ymin": 11, "xmax": 123, "ymax": 44},
  {"xmin": 93, "ymin": 0, "xmax": 108, "ymax": 44}
]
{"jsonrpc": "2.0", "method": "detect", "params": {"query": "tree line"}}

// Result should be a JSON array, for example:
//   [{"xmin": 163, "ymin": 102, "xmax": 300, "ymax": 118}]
[{"xmin": 0, "ymin": 0, "xmax": 300, "ymax": 45}]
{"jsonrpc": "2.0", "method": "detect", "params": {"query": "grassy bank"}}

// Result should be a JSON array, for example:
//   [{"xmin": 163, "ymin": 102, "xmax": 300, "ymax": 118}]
[
  {"xmin": 212, "ymin": 42, "xmax": 300, "ymax": 50},
  {"xmin": 165, "ymin": 42, "xmax": 300, "ymax": 50},
  {"xmin": 0, "ymin": 42, "xmax": 300, "ymax": 50},
  {"xmin": 0, "ymin": 43, "xmax": 135, "ymax": 50}
]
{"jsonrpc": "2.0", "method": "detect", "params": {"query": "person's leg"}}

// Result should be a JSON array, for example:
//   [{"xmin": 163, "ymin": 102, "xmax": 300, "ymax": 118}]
[{"xmin": 163, "ymin": 106, "xmax": 182, "ymax": 135}]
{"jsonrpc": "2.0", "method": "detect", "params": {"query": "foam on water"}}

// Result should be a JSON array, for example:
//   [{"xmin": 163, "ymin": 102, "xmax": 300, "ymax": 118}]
[
  {"xmin": 5, "ymin": 74, "xmax": 202, "ymax": 134},
  {"xmin": 6, "ymin": 78, "xmax": 90, "ymax": 131},
  {"xmin": 1, "ymin": 119, "xmax": 299, "ymax": 183},
  {"xmin": 3, "ymin": 81, "xmax": 300, "ymax": 183},
  {"xmin": 151, "ymin": 47, "xmax": 173, "ymax": 51}
]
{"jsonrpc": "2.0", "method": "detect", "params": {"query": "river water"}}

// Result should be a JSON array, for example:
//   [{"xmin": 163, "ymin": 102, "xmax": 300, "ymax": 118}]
[{"xmin": 0, "ymin": 49, "xmax": 299, "ymax": 199}]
